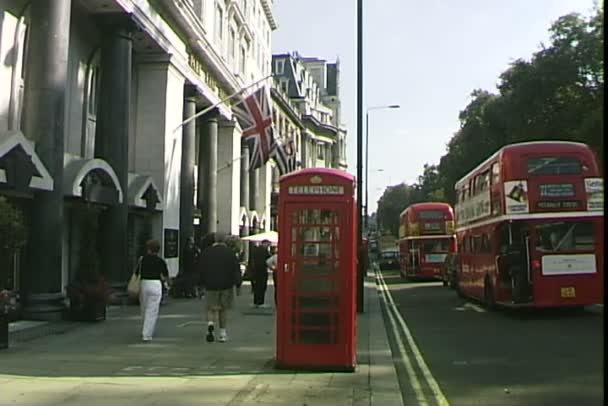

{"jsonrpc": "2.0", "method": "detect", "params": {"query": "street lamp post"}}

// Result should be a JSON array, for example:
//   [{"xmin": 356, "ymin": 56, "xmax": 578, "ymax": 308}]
[
  {"xmin": 356, "ymin": 0, "xmax": 364, "ymax": 313},
  {"xmin": 364, "ymin": 105, "xmax": 399, "ymax": 233}
]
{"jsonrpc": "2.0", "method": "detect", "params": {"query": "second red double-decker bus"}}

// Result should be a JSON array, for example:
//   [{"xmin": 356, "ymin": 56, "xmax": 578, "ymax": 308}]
[
  {"xmin": 398, "ymin": 202, "xmax": 456, "ymax": 280},
  {"xmin": 454, "ymin": 141, "xmax": 604, "ymax": 308}
]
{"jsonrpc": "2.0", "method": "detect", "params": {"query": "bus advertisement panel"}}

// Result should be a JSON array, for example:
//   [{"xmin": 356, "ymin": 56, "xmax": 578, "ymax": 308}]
[{"xmin": 454, "ymin": 141, "xmax": 604, "ymax": 309}]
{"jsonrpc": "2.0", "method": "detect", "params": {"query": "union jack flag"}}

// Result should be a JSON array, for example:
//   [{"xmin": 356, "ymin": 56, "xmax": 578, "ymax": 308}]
[
  {"xmin": 232, "ymin": 86, "xmax": 276, "ymax": 170},
  {"xmin": 272, "ymin": 136, "xmax": 298, "ymax": 176}
]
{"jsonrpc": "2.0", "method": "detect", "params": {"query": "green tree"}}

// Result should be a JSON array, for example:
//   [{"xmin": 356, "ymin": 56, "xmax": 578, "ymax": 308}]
[
  {"xmin": 376, "ymin": 183, "xmax": 424, "ymax": 237},
  {"xmin": 0, "ymin": 197, "xmax": 27, "ymax": 251},
  {"xmin": 434, "ymin": 7, "xmax": 604, "ymax": 205}
]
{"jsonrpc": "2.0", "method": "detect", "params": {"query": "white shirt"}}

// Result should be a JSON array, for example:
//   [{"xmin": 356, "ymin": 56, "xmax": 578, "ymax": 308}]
[{"xmin": 266, "ymin": 254, "xmax": 277, "ymax": 273}]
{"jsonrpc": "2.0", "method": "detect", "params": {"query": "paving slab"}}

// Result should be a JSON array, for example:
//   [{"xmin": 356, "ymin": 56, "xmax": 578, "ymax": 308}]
[{"xmin": 2, "ymin": 278, "xmax": 402, "ymax": 405}]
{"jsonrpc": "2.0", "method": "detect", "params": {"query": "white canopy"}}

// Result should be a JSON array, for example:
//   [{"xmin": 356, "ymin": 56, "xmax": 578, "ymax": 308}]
[{"xmin": 241, "ymin": 230, "xmax": 278, "ymax": 244}]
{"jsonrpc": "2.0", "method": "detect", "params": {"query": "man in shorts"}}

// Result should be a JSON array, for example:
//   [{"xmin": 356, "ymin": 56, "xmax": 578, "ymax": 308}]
[{"xmin": 199, "ymin": 232, "xmax": 242, "ymax": 342}]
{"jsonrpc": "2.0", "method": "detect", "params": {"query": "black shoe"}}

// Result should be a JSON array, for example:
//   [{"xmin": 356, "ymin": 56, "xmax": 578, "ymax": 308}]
[{"xmin": 206, "ymin": 324, "xmax": 215, "ymax": 342}]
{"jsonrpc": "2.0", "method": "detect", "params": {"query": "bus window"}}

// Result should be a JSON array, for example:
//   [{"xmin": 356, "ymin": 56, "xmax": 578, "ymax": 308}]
[
  {"xmin": 527, "ymin": 157, "xmax": 582, "ymax": 175},
  {"xmin": 480, "ymin": 170, "xmax": 490, "ymax": 191},
  {"xmin": 491, "ymin": 162, "xmax": 500, "ymax": 185},
  {"xmin": 419, "ymin": 210, "xmax": 444, "ymax": 220},
  {"xmin": 535, "ymin": 221, "xmax": 594, "ymax": 252}
]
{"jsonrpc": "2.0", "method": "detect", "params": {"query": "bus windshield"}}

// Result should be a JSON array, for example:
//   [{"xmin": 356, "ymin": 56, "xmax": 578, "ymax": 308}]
[
  {"xmin": 535, "ymin": 221, "xmax": 595, "ymax": 253},
  {"xmin": 422, "ymin": 239, "xmax": 449, "ymax": 253}
]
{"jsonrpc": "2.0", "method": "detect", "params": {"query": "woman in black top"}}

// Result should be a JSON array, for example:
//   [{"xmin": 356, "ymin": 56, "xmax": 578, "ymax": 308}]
[{"xmin": 138, "ymin": 239, "xmax": 169, "ymax": 341}]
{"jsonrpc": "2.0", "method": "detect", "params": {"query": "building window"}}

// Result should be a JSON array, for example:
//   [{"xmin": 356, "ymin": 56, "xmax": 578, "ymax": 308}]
[
  {"xmin": 84, "ymin": 57, "xmax": 100, "ymax": 158},
  {"xmin": 229, "ymin": 27, "xmax": 236, "ymax": 65},
  {"xmin": 280, "ymin": 78, "xmax": 289, "ymax": 93},
  {"xmin": 215, "ymin": 3, "xmax": 224, "ymax": 40},
  {"xmin": 240, "ymin": 46, "xmax": 246, "ymax": 74},
  {"xmin": 275, "ymin": 59, "xmax": 284, "ymax": 74},
  {"xmin": 193, "ymin": 0, "xmax": 205, "ymax": 21},
  {"xmin": 317, "ymin": 143, "xmax": 325, "ymax": 160}
]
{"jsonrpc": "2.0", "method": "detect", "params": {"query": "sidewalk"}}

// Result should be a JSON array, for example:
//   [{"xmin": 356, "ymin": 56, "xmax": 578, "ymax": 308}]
[{"xmin": 1, "ymin": 276, "xmax": 402, "ymax": 405}]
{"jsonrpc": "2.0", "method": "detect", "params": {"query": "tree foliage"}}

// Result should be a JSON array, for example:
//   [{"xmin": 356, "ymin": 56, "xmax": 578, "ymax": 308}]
[
  {"xmin": 0, "ymin": 197, "xmax": 27, "ymax": 251},
  {"xmin": 376, "ymin": 7, "xmax": 603, "ymax": 233}
]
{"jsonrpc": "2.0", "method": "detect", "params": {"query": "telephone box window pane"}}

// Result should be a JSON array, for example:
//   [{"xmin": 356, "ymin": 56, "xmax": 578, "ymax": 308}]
[
  {"xmin": 301, "ymin": 243, "xmax": 319, "ymax": 256},
  {"xmin": 299, "ymin": 261, "xmax": 337, "ymax": 276},
  {"xmin": 293, "ymin": 312, "xmax": 335, "ymax": 327},
  {"xmin": 320, "ymin": 226, "xmax": 338, "ymax": 241},
  {"xmin": 292, "ymin": 209, "xmax": 339, "ymax": 225},
  {"xmin": 320, "ymin": 210, "xmax": 337, "ymax": 224},
  {"xmin": 318, "ymin": 243, "xmax": 337, "ymax": 258},
  {"xmin": 297, "ymin": 329, "xmax": 334, "ymax": 344},
  {"xmin": 294, "ymin": 296, "xmax": 338, "ymax": 311},
  {"xmin": 302, "ymin": 225, "xmax": 337, "ymax": 240},
  {"xmin": 294, "ymin": 278, "xmax": 335, "ymax": 294}
]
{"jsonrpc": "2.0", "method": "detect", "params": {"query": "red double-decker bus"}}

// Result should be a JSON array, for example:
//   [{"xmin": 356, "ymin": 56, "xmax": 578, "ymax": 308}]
[
  {"xmin": 398, "ymin": 202, "xmax": 456, "ymax": 280},
  {"xmin": 454, "ymin": 141, "xmax": 604, "ymax": 308}
]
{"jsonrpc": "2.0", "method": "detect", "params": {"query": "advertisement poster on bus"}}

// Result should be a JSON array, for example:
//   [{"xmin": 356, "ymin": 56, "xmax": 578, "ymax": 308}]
[
  {"xmin": 584, "ymin": 177, "xmax": 603, "ymax": 211},
  {"xmin": 504, "ymin": 180, "xmax": 529, "ymax": 214},
  {"xmin": 455, "ymin": 190, "xmax": 491, "ymax": 225}
]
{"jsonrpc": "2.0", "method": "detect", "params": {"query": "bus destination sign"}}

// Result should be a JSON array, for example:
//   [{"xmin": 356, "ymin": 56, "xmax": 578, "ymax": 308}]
[
  {"xmin": 536, "ymin": 200, "xmax": 580, "ymax": 210},
  {"xmin": 288, "ymin": 185, "xmax": 345, "ymax": 195},
  {"xmin": 539, "ymin": 183, "xmax": 575, "ymax": 198}
]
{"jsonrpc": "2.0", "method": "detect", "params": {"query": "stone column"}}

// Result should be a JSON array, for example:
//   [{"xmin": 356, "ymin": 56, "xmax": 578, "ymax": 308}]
[
  {"xmin": 249, "ymin": 167, "xmax": 260, "ymax": 233},
  {"xmin": 240, "ymin": 143, "xmax": 250, "ymax": 236},
  {"xmin": 198, "ymin": 110, "xmax": 218, "ymax": 235},
  {"xmin": 217, "ymin": 119, "xmax": 241, "ymax": 235},
  {"xmin": 94, "ymin": 14, "xmax": 133, "ymax": 288},
  {"xmin": 179, "ymin": 86, "xmax": 197, "ymax": 271},
  {"xmin": 134, "ymin": 54, "xmax": 185, "ymax": 277},
  {"xmin": 21, "ymin": 0, "xmax": 72, "ymax": 320}
]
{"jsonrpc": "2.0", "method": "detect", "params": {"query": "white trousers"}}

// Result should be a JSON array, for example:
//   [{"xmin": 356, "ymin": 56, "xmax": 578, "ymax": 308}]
[{"xmin": 140, "ymin": 279, "xmax": 162, "ymax": 339}]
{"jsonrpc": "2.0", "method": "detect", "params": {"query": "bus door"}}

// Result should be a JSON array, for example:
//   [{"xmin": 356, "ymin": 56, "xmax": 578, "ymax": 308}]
[
  {"xmin": 409, "ymin": 241, "xmax": 420, "ymax": 275},
  {"xmin": 513, "ymin": 226, "xmax": 533, "ymax": 303}
]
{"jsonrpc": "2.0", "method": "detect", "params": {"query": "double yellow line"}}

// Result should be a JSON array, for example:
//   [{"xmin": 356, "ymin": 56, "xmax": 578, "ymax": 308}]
[{"xmin": 376, "ymin": 269, "xmax": 450, "ymax": 406}]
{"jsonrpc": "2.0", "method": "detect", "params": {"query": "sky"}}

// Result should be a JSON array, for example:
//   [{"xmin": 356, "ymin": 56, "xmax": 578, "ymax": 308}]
[{"xmin": 271, "ymin": 0, "xmax": 599, "ymax": 213}]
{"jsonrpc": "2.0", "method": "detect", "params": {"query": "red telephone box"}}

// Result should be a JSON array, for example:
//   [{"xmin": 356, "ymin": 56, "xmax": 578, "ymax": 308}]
[{"xmin": 275, "ymin": 168, "xmax": 357, "ymax": 371}]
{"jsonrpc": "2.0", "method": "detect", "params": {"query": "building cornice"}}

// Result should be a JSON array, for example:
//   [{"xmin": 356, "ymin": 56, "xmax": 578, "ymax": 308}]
[
  {"xmin": 113, "ymin": 0, "xmax": 232, "ymax": 118},
  {"xmin": 302, "ymin": 115, "xmax": 339, "ymax": 139},
  {"xmin": 260, "ymin": 0, "xmax": 277, "ymax": 30},
  {"xmin": 161, "ymin": 0, "xmax": 244, "ymax": 92},
  {"xmin": 270, "ymin": 88, "xmax": 304, "ymax": 129}
]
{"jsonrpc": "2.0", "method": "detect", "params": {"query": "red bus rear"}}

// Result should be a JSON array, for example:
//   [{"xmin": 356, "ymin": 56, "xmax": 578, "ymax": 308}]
[
  {"xmin": 398, "ymin": 202, "xmax": 456, "ymax": 280},
  {"xmin": 454, "ymin": 141, "xmax": 604, "ymax": 308}
]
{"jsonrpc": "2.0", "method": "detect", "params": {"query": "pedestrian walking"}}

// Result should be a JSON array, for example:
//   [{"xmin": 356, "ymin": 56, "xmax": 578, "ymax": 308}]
[
  {"xmin": 266, "ymin": 245, "xmax": 278, "ymax": 307},
  {"xmin": 250, "ymin": 239, "xmax": 271, "ymax": 308},
  {"xmin": 181, "ymin": 236, "xmax": 201, "ymax": 297},
  {"xmin": 199, "ymin": 232, "xmax": 242, "ymax": 343},
  {"xmin": 138, "ymin": 239, "xmax": 170, "ymax": 342}
]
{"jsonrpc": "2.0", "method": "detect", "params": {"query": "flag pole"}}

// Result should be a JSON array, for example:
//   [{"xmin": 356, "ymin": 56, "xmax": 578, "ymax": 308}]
[{"xmin": 173, "ymin": 73, "xmax": 274, "ymax": 133}]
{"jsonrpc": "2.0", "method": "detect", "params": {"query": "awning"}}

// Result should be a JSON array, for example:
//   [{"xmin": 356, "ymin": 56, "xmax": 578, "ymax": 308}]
[
  {"xmin": 127, "ymin": 174, "xmax": 163, "ymax": 211},
  {"xmin": 64, "ymin": 157, "xmax": 123, "ymax": 205},
  {"xmin": 0, "ymin": 130, "xmax": 53, "ymax": 193},
  {"xmin": 241, "ymin": 230, "xmax": 278, "ymax": 244}
]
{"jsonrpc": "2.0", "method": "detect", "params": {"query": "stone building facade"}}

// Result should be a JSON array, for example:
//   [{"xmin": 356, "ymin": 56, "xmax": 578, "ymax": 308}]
[
  {"xmin": 0, "ymin": 0, "xmax": 276, "ymax": 320},
  {"xmin": 268, "ymin": 52, "xmax": 348, "ymax": 230}
]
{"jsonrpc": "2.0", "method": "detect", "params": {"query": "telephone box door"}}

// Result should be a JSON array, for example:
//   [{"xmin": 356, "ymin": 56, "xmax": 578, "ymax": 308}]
[{"xmin": 276, "ymin": 202, "xmax": 355, "ymax": 370}]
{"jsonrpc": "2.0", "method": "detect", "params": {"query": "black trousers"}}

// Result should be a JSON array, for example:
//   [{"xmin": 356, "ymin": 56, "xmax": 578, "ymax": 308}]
[{"xmin": 253, "ymin": 273, "xmax": 268, "ymax": 305}]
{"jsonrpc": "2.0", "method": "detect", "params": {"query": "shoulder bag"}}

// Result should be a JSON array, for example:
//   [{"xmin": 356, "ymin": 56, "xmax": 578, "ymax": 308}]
[{"xmin": 127, "ymin": 256, "xmax": 143, "ymax": 298}]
